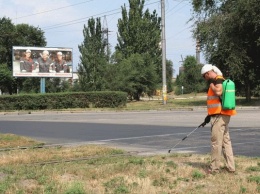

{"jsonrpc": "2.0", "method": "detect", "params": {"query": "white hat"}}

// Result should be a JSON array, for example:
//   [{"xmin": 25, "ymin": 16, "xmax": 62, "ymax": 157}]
[
  {"xmin": 57, "ymin": 52, "xmax": 62, "ymax": 56},
  {"xmin": 201, "ymin": 64, "xmax": 213, "ymax": 75},
  {"xmin": 201, "ymin": 64, "xmax": 223, "ymax": 76},
  {"xmin": 26, "ymin": 49, "xmax": 31, "ymax": 53}
]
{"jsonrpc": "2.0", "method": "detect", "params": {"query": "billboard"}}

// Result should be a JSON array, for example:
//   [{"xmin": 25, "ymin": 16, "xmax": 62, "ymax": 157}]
[{"xmin": 12, "ymin": 46, "xmax": 73, "ymax": 78}]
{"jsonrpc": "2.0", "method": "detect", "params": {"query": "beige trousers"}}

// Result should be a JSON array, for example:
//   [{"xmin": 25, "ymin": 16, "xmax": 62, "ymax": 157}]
[{"xmin": 210, "ymin": 114, "xmax": 235, "ymax": 172}]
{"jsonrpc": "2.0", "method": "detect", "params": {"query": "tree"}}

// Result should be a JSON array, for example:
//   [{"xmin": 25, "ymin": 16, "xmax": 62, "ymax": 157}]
[
  {"xmin": 21, "ymin": 78, "xmax": 41, "ymax": 93},
  {"xmin": 166, "ymin": 59, "xmax": 174, "ymax": 92},
  {"xmin": 175, "ymin": 56, "xmax": 206, "ymax": 95},
  {"xmin": 78, "ymin": 17, "xmax": 108, "ymax": 91},
  {"xmin": 15, "ymin": 24, "xmax": 46, "ymax": 47},
  {"xmin": 0, "ymin": 17, "xmax": 46, "ymax": 94},
  {"xmin": 0, "ymin": 17, "xmax": 16, "ymax": 67},
  {"xmin": 45, "ymin": 78, "xmax": 70, "ymax": 93},
  {"xmin": 116, "ymin": 0, "xmax": 161, "ymax": 60},
  {"xmin": 114, "ymin": 0, "xmax": 165, "ymax": 100},
  {"xmin": 191, "ymin": 0, "xmax": 260, "ymax": 101},
  {"xmin": 107, "ymin": 53, "xmax": 159, "ymax": 100},
  {"xmin": 0, "ymin": 17, "xmax": 46, "ymax": 69},
  {"xmin": 0, "ymin": 64, "xmax": 14, "ymax": 94}
]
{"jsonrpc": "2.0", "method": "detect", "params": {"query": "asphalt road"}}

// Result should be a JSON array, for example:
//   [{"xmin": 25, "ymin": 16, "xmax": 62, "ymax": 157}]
[{"xmin": 0, "ymin": 109, "xmax": 259, "ymax": 157}]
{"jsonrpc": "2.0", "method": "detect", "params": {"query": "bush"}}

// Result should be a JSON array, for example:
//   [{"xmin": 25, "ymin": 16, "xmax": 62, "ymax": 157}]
[{"xmin": 0, "ymin": 91, "xmax": 127, "ymax": 111}]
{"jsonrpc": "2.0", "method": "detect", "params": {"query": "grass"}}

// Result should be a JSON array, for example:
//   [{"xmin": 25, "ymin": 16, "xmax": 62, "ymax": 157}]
[
  {"xmin": 0, "ymin": 133, "xmax": 259, "ymax": 194},
  {"xmin": 122, "ymin": 94, "xmax": 260, "ymax": 111},
  {"xmin": 0, "ymin": 133, "xmax": 43, "ymax": 149}
]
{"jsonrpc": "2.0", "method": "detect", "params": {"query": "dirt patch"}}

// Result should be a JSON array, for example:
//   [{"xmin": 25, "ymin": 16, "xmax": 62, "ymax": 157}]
[
  {"xmin": 58, "ymin": 173, "xmax": 78, "ymax": 183},
  {"xmin": 19, "ymin": 179, "xmax": 39, "ymax": 190},
  {"xmin": 0, "ymin": 172, "xmax": 7, "ymax": 181}
]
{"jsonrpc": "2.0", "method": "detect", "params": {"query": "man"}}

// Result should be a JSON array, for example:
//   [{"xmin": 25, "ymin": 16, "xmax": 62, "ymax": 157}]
[
  {"xmin": 20, "ymin": 49, "xmax": 34, "ymax": 72},
  {"xmin": 201, "ymin": 64, "xmax": 236, "ymax": 174},
  {"xmin": 35, "ymin": 50, "xmax": 53, "ymax": 72},
  {"xmin": 54, "ymin": 52, "xmax": 69, "ymax": 73}
]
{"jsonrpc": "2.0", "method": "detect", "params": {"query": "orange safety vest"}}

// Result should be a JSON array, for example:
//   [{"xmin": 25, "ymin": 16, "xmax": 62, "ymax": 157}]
[{"xmin": 207, "ymin": 76, "xmax": 236, "ymax": 116}]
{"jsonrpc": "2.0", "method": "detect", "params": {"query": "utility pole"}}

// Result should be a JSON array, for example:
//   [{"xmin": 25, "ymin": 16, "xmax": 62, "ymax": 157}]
[
  {"xmin": 196, "ymin": 38, "xmax": 200, "ymax": 64},
  {"xmin": 161, "ymin": 0, "xmax": 167, "ymax": 105},
  {"xmin": 102, "ymin": 15, "xmax": 110, "ymax": 61}
]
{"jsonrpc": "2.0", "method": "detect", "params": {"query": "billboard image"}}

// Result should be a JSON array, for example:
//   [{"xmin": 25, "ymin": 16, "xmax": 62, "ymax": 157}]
[{"xmin": 12, "ymin": 46, "xmax": 73, "ymax": 78}]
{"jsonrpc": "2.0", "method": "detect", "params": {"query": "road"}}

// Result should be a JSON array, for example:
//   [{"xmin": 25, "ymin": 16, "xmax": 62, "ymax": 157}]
[{"xmin": 0, "ymin": 109, "xmax": 259, "ymax": 157}]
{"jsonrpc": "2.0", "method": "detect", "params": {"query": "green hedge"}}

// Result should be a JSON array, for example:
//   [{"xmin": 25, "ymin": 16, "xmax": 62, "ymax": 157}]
[{"xmin": 0, "ymin": 91, "xmax": 127, "ymax": 111}]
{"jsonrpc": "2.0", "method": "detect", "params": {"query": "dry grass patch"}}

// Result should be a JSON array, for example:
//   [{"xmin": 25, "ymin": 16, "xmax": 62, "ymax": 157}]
[
  {"xmin": 0, "ymin": 133, "xmax": 42, "ymax": 148},
  {"xmin": 0, "ymin": 135, "xmax": 260, "ymax": 194},
  {"xmin": 0, "ymin": 136, "xmax": 259, "ymax": 193},
  {"xmin": 0, "ymin": 144, "xmax": 123, "ymax": 165}
]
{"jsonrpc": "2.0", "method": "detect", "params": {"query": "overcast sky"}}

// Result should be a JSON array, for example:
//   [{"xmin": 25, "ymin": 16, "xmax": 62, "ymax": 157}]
[{"xmin": 1, "ymin": 0, "xmax": 205, "ymax": 77}]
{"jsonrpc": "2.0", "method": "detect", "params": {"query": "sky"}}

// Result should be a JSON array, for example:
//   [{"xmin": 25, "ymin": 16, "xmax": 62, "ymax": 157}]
[{"xmin": 0, "ymin": 0, "xmax": 205, "ymax": 77}]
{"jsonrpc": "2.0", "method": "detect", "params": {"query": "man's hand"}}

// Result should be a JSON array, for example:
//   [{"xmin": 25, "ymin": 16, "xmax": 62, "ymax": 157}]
[{"xmin": 201, "ymin": 115, "xmax": 211, "ymax": 127}]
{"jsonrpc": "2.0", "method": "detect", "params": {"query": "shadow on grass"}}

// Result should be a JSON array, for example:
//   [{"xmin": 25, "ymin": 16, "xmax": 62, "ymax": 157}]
[{"xmin": 184, "ymin": 162, "xmax": 209, "ymax": 170}]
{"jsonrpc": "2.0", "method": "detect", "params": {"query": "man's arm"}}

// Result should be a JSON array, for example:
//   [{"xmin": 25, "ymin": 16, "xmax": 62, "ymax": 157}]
[{"xmin": 210, "ymin": 83, "xmax": 223, "ymax": 96}]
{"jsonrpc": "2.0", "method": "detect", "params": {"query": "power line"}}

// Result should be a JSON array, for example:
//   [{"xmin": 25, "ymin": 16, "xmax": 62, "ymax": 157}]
[
  {"xmin": 166, "ymin": 0, "xmax": 187, "ymax": 15},
  {"xmin": 14, "ymin": 0, "xmax": 94, "ymax": 20},
  {"xmin": 42, "ymin": 9, "xmax": 121, "ymax": 30},
  {"xmin": 42, "ymin": 0, "xmax": 160, "ymax": 30}
]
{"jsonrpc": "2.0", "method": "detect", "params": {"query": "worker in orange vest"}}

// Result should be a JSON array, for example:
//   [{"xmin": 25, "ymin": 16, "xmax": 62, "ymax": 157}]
[{"xmin": 201, "ymin": 64, "xmax": 236, "ymax": 174}]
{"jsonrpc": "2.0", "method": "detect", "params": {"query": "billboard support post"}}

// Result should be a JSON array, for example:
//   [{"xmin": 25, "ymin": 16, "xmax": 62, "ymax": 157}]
[{"xmin": 40, "ymin": 78, "xmax": 45, "ymax": 93}]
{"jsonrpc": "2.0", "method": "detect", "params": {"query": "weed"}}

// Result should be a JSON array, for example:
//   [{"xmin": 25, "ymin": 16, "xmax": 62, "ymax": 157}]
[
  {"xmin": 114, "ymin": 185, "xmax": 129, "ymax": 194},
  {"xmin": 104, "ymin": 177, "xmax": 124, "ymax": 189},
  {"xmin": 138, "ymin": 169, "xmax": 147, "ymax": 178},
  {"xmin": 247, "ymin": 175, "xmax": 260, "ymax": 184},
  {"xmin": 240, "ymin": 186, "xmax": 247, "ymax": 193},
  {"xmin": 25, "ymin": 171, "xmax": 37, "ymax": 179},
  {"xmin": 0, "ymin": 180, "xmax": 10, "ymax": 193},
  {"xmin": 44, "ymin": 182, "xmax": 57, "ymax": 194},
  {"xmin": 128, "ymin": 158, "xmax": 144, "ymax": 165},
  {"xmin": 192, "ymin": 170, "xmax": 205, "ymax": 180},
  {"xmin": 109, "ymin": 149, "xmax": 124, "ymax": 155},
  {"xmin": 104, "ymin": 177, "xmax": 129, "ymax": 193},
  {"xmin": 165, "ymin": 168, "xmax": 171, "ymax": 173},
  {"xmin": 64, "ymin": 182, "xmax": 85, "ymax": 194},
  {"xmin": 177, "ymin": 177, "xmax": 190, "ymax": 182},
  {"xmin": 150, "ymin": 159, "xmax": 163, "ymax": 166},
  {"xmin": 153, "ymin": 177, "xmax": 169, "ymax": 187},
  {"xmin": 165, "ymin": 161, "xmax": 177, "ymax": 169},
  {"xmin": 246, "ymin": 166, "xmax": 260, "ymax": 172},
  {"xmin": 38, "ymin": 175, "xmax": 48, "ymax": 184}
]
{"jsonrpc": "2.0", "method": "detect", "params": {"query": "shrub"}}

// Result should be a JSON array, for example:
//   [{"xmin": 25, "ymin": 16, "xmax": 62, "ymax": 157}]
[{"xmin": 0, "ymin": 91, "xmax": 127, "ymax": 110}]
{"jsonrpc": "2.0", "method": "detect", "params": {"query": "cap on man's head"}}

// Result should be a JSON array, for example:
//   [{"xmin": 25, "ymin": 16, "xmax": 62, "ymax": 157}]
[
  {"xmin": 43, "ymin": 50, "xmax": 49, "ymax": 55},
  {"xmin": 201, "ymin": 64, "xmax": 213, "ymax": 75},
  {"xmin": 26, "ymin": 49, "xmax": 31, "ymax": 53},
  {"xmin": 57, "ymin": 52, "xmax": 63, "ymax": 56}
]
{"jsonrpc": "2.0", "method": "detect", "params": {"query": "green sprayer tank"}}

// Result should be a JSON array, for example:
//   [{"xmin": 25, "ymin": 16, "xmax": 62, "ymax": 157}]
[{"xmin": 222, "ymin": 79, "xmax": 236, "ymax": 110}]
